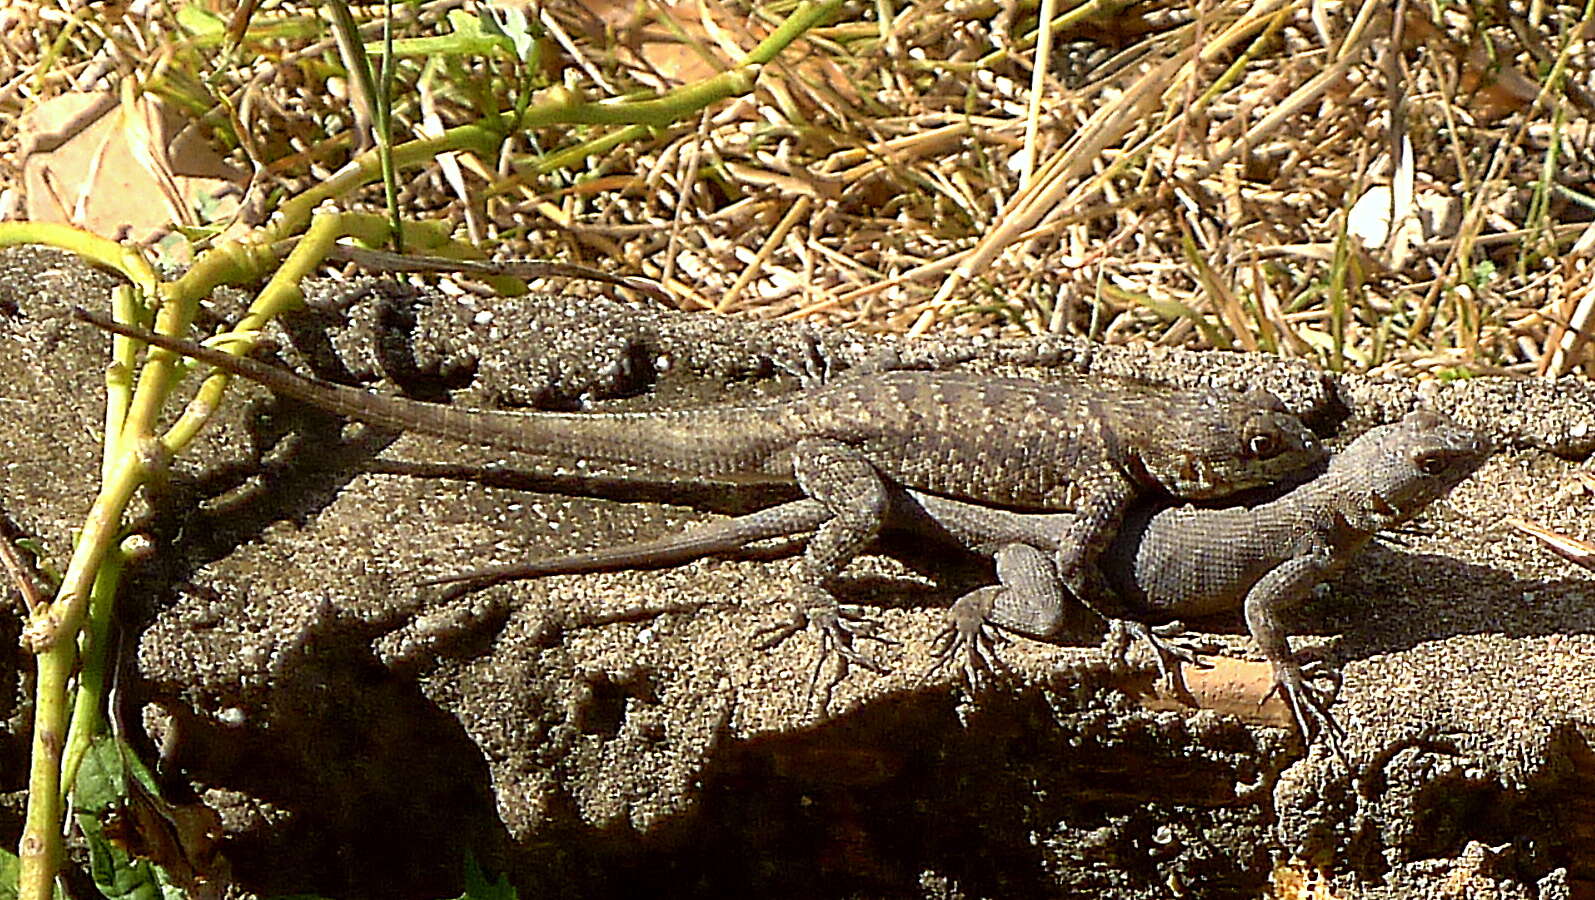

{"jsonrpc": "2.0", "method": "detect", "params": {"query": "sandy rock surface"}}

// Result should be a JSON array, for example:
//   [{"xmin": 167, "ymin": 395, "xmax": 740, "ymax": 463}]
[{"xmin": 1, "ymin": 245, "xmax": 1592, "ymax": 899}]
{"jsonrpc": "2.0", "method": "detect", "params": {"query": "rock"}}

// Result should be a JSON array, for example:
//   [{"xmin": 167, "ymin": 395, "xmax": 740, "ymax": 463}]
[{"xmin": 1, "ymin": 245, "xmax": 1591, "ymax": 898}]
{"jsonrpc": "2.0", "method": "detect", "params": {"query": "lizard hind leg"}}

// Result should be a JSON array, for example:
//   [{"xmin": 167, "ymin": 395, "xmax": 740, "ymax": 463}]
[
  {"xmin": 1104, "ymin": 619, "xmax": 1212, "ymax": 697},
  {"xmin": 752, "ymin": 439, "xmax": 898, "ymax": 678}
]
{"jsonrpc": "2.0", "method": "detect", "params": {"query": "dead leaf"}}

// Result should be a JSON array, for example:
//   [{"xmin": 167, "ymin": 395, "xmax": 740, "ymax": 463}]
[{"xmin": 20, "ymin": 91, "xmax": 245, "ymax": 242}]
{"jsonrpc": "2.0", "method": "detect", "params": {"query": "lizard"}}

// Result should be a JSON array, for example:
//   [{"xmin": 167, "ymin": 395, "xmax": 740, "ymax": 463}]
[
  {"xmin": 928, "ymin": 408, "xmax": 1491, "ymax": 741},
  {"xmin": 401, "ymin": 409, "xmax": 1488, "ymax": 742},
  {"xmin": 74, "ymin": 307, "xmax": 1324, "ymax": 672}
]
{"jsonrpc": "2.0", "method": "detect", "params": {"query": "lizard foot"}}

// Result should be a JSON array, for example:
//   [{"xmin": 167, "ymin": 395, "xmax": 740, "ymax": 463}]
[
  {"xmin": 1103, "ymin": 619, "xmax": 1213, "ymax": 695},
  {"xmin": 752, "ymin": 590, "xmax": 895, "ymax": 675},
  {"xmin": 1264, "ymin": 659, "xmax": 1346, "ymax": 756},
  {"xmin": 923, "ymin": 586, "xmax": 1014, "ymax": 688}
]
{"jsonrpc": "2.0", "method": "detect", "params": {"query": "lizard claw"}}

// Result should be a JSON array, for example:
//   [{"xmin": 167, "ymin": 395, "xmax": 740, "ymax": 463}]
[
  {"xmin": 815, "ymin": 603, "xmax": 898, "ymax": 673},
  {"xmin": 1104, "ymin": 618, "xmax": 1210, "ymax": 694},
  {"xmin": 1264, "ymin": 659, "xmax": 1346, "ymax": 757},
  {"xmin": 924, "ymin": 586, "xmax": 1014, "ymax": 689},
  {"xmin": 753, "ymin": 591, "xmax": 895, "ymax": 682}
]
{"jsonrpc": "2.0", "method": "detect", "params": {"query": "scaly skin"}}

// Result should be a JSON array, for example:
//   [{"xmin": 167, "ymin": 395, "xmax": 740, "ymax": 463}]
[
  {"xmin": 76, "ymin": 308, "xmax": 1323, "ymax": 672},
  {"xmin": 429, "ymin": 409, "xmax": 1491, "ymax": 746},
  {"xmin": 933, "ymin": 409, "xmax": 1491, "ymax": 743}
]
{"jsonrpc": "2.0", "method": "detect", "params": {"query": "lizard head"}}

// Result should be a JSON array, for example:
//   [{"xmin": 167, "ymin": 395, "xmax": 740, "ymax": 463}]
[
  {"xmin": 1334, "ymin": 409, "xmax": 1491, "ymax": 530},
  {"xmin": 1142, "ymin": 391, "xmax": 1326, "ymax": 499}
]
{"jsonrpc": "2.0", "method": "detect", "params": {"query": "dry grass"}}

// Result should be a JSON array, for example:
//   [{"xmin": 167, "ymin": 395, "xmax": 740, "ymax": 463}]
[{"xmin": 2, "ymin": 0, "xmax": 1594, "ymax": 376}]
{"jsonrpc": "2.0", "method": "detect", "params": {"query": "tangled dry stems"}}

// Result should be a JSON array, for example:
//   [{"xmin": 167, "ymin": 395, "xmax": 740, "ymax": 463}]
[{"xmin": 0, "ymin": 0, "xmax": 1592, "ymax": 376}]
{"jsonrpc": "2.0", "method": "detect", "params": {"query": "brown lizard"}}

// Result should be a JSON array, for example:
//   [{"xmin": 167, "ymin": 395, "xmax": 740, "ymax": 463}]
[
  {"xmin": 75, "ymin": 308, "xmax": 1324, "ymax": 672},
  {"xmin": 932, "ymin": 409, "xmax": 1490, "ymax": 741}
]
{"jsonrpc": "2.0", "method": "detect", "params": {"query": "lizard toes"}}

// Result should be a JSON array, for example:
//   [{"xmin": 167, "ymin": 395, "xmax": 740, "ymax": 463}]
[
  {"xmin": 834, "ymin": 604, "xmax": 900, "ymax": 646},
  {"xmin": 1106, "ymin": 619, "xmax": 1202, "ymax": 691},
  {"xmin": 1270, "ymin": 663, "xmax": 1346, "ymax": 752},
  {"xmin": 923, "ymin": 586, "xmax": 1014, "ymax": 689},
  {"xmin": 815, "ymin": 607, "xmax": 893, "ymax": 673},
  {"xmin": 923, "ymin": 618, "xmax": 1012, "ymax": 689},
  {"xmin": 750, "ymin": 609, "xmax": 808, "ymax": 651}
]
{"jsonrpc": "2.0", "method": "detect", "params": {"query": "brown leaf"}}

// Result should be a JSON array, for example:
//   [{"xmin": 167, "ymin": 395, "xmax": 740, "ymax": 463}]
[{"xmin": 20, "ymin": 91, "xmax": 245, "ymax": 242}]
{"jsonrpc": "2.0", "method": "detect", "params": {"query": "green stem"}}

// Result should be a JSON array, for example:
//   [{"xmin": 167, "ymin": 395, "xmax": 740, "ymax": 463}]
[
  {"xmin": 0, "ymin": 223, "xmax": 158, "ymax": 293},
  {"xmin": 17, "ymin": 451, "xmax": 145, "ymax": 900},
  {"xmin": 11, "ymin": 3, "xmax": 847, "ymax": 893},
  {"xmin": 100, "ymin": 286, "xmax": 148, "ymax": 480},
  {"xmin": 161, "ymin": 213, "xmax": 357, "ymax": 452},
  {"xmin": 59, "ymin": 542, "xmax": 131, "ymax": 801}
]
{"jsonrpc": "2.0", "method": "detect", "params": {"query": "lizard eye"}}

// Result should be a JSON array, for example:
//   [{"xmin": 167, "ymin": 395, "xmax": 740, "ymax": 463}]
[
  {"xmin": 1415, "ymin": 451, "xmax": 1449, "ymax": 475},
  {"xmin": 1247, "ymin": 433, "xmax": 1278, "ymax": 458}
]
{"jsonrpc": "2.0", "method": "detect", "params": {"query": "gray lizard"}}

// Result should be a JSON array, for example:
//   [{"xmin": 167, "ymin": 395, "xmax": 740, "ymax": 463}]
[
  {"xmin": 399, "ymin": 409, "xmax": 1489, "ymax": 741},
  {"xmin": 75, "ymin": 308, "xmax": 1323, "ymax": 671},
  {"xmin": 930, "ymin": 409, "xmax": 1490, "ymax": 739}
]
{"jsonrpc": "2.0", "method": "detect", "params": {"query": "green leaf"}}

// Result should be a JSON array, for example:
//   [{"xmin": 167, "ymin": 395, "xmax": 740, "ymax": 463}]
[
  {"xmin": 362, "ymin": 11, "xmax": 514, "ymax": 58},
  {"xmin": 74, "ymin": 736, "xmax": 194, "ymax": 900},
  {"xmin": 479, "ymin": 6, "xmax": 538, "ymax": 64},
  {"xmin": 454, "ymin": 856, "xmax": 517, "ymax": 900},
  {"xmin": 175, "ymin": 3, "xmax": 226, "ymax": 36}
]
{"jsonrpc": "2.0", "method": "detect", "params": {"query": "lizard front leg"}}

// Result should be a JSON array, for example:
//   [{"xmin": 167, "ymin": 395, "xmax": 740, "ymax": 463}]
[
  {"xmin": 1026, "ymin": 481, "xmax": 1208, "ymax": 688},
  {"xmin": 755, "ymin": 438, "xmax": 895, "ymax": 675},
  {"xmin": 1051, "ymin": 475, "xmax": 1134, "ymax": 620},
  {"xmin": 930, "ymin": 530, "xmax": 1202, "ymax": 690},
  {"xmin": 1242, "ymin": 548, "xmax": 1345, "ymax": 746},
  {"xmin": 904, "ymin": 491, "xmax": 1201, "ymax": 686}
]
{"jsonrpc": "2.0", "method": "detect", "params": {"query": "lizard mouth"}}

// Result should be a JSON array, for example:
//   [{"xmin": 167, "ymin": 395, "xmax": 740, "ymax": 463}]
[
  {"xmin": 1368, "ymin": 490, "xmax": 1400, "ymax": 519},
  {"xmin": 1179, "ymin": 458, "xmax": 1215, "ymax": 494}
]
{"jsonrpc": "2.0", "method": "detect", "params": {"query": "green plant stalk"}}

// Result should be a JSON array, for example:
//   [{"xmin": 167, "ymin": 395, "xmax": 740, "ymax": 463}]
[
  {"xmin": 12, "ymin": 217, "xmax": 492, "ymax": 898},
  {"xmin": 11, "ymin": 217, "xmax": 352, "ymax": 899},
  {"xmin": 324, "ymin": 0, "xmax": 405, "ymax": 254},
  {"xmin": 1194, "ymin": 6, "xmax": 1289, "ymax": 109},
  {"xmin": 17, "ymin": 206, "xmax": 425, "ymax": 899},
  {"xmin": 17, "ymin": 449, "xmax": 145, "ymax": 900},
  {"xmin": 101, "ymin": 286, "xmax": 147, "ymax": 481},
  {"xmin": 0, "ymin": 224, "xmax": 158, "ymax": 293},
  {"xmin": 32, "ymin": 2, "xmax": 95, "ymax": 93},
  {"xmin": 365, "ymin": 29, "xmax": 513, "ymax": 58},
  {"xmin": 161, "ymin": 213, "xmax": 368, "ymax": 452},
  {"xmin": 1521, "ymin": 68, "xmax": 1567, "ymax": 276},
  {"xmin": 378, "ymin": 0, "xmax": 404, "ymax": 254},
  {"xmin": 4, "ymin": 136, "xmax": 460, "ymax": 900},
  {"xmin": 1326, "ymin": 215, "xmax": 1353, "ymax": 374},
  {"xmin": 181, "ymin": 11, "xmax": 325, "ymax": 49},
  {"xmin": 517, "ymin": 0, "xmax": 841, "ymax": 130},
  {"xmin": 280, "ymin": 2, "xmax": 842, "ymax": 228},
  {"xmin": 265, "ymin": 123, "xmax": 504, "ymax": 247},
  {"xmin": 529, "ymin": 125, "xmax": 648, "ymax": 176},
  {"xmin": 59, "ymin": 542, "xmax": 130, "ymax": 802}
]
